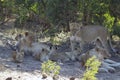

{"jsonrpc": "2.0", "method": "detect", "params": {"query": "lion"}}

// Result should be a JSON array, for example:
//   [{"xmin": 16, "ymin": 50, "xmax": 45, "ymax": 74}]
[
  {"xmin": 77, "ymin": 36, "xmax": 111, "ymax": 67},
  {"xmin": 14, "ymin": 41, "xmax": 55, "ymax": 62},
  {"xmin": 12, "ymin": 43, "xmax": 56, "ymax": 62},
  {"xmin": 17, "ymin": 41, "xmax": 55, "ymax": 62},
  {"xmin": 15, "ymin": 31, "xmax": 35, "ymax": 47},
  {"xmin": 33, "ymin": 48, "xmax": 50, "ymax": 62},
  {"xmin": 79, "ymin": 45, "xmax": 111, "ymax": 67},
  {"xmin": 7, "ymin": 31, "xmax": 56, "ymax": 62},
  {"xmin": 13, "ymin": 32, "xmax": 54, "ymax": 62},
  {"xmin": 69, "ymin": 22, "xmax": 115, "ymax": 54},
  {"xmin": 79, "ymin": 46, "xmax": 120, "ymax": 73},
  {"xmin": 14, "ymin": 31, "xmax": 36, "ymax": 56},
  {"xmin": 32, "ymin": 44, "xmax": 58, "ymax": 62},
  {"xmin": 49, "ymin": 52, "xmax": 71, "ymax": 62},
  {"xmin": 49, "ymin": 47, "xmax": 81, "ymax": 62},
  {"xmin": 12, "ymin": 51, "xmax": 24, "ymax": 63},
  {"xmin": 80, "ymin": 50, "xmax": 120, "ymax": 73}
]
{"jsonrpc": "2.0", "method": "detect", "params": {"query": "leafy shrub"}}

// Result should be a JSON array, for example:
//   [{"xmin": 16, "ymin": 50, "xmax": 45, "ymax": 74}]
[
  {"xmin": 50, "ymin": 31, "xmax": 70, "ymax": 45},
  {"xmin": 103, "ymin": 13, "xmax": 115, "ymax": 33},
  {"xmin": 82, "ymin": 56, "xmax": 101, "ymax": 80},
  {"xmin": 41, "ymin": 60, "xmax": 61, "ymax": 76}
]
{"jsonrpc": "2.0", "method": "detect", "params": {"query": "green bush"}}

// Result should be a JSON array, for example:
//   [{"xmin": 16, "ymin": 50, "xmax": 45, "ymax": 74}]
[
  {"xmin": 82, "ymin": 56, "xmax": 101, "ymax": 80},
  {"xmin": 50, "ymin": 31, "xmax": 70, "ymax": 45},
  {"xmin": 41, "ymin": 60, "xmax": 61, "ymax": 76}
]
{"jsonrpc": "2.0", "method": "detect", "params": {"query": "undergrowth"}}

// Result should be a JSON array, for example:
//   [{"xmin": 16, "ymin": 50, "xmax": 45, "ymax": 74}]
[
  {"xmin": 41, "ymin": 60, "xmax": 61, "ymax": 76},
  {"xmin": 82, "ymin": 56, "xmax": 101, "ymax": 80}
]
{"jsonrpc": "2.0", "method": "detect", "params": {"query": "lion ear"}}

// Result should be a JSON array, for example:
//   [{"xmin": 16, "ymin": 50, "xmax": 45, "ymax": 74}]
[
  {"xmin": 92, "ymin": 37, "xmax": 104, "ymax": 48},
  {"xmin": 49, "ymin": 45, "xmax": 53, "ymax": 50},
  {"xmin": 54, "ymin": 46, "xmax": 58, "ymax": 50},
  {"xmin": 80, "ymin": 26, "xmax": 83, "ymax": 29},
  {"xmin": 24, "ymin": 32, "xmax": 29, "ymax": 37},
  {"xmin": 17, "ymin": 34, "xmax": 22, "ymax": 38},
  {"xmin": 74, "ymin": 47, "xmax": 78, "ymax": 50},
  {"xmin": 42, "ymin": 48, "xmax": 45, "ymax": 52},
  {"xmin": 15, "ymin": 34, "xmax": 23, "ymax": 41}
]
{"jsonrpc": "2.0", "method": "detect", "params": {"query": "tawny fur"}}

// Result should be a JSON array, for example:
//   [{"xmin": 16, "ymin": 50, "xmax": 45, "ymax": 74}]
[
  {"xmin": 12, "ymin": 51, "xmax": 24, "ymax": 63},
  {"xmin": 50, "ymin": 52, "xmax": 70, "ymax": 62},
  {"xmin": 14, "ymin": 32, "xmax": 54, "ymax": 62},
  {"xmin": 33, "ymin": 48, "xmax": 50, "ymax": 62},
  {"xmin": 69, "ymin": 23, "xmax": 115, "ymax": 53},
  {"xmin": 49, "ymin": 47, "xmax": 80, "ymax": 62},
  {"xmin": 79, "ymin": 46, "xmax": 111, "ymax": 67}
]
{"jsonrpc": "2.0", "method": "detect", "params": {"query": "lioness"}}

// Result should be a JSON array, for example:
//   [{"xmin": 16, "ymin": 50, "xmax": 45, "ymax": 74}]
[
  {"xmin": 70, "ymin": 22, "xmax": 115, "ymax": 53},
  {"xmin": 77, "ymin": 36, "xmax": 111, "ymax": 67}
]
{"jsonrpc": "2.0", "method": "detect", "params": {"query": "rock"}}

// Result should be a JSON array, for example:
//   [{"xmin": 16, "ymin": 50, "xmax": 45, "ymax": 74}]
[
  {"xmin": 6, "ymin": 77, "xmax": 12, "ymax": 80},
  {"xmin": 53, "ymin": 75, "xmax": 59, "ymax": 80},
  {"xmin": 70, "ymin": 77, "xmax": 75, "ymax": 80},
  {"xmin": 42, "ymin": 73, "xmax": 47, "ymax": 79}
]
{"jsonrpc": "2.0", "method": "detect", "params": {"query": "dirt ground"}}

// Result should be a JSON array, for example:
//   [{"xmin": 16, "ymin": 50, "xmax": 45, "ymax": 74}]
[{"xmin": 0, "ymin": 22, "xmax": 120, "ymax": 80}]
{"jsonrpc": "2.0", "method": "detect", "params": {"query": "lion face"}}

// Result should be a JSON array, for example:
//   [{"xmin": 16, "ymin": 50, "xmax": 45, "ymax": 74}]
[
  {"xmin": 89, "ymin": 46, "xmax": 111, "ymax": 61},
  {"xmin": 69, "ymin": 22, "xmax": 82, "ymax": 35},
  {"xmin": 12, "ymin": 51, "xmax": 24, "ymax": 63}
]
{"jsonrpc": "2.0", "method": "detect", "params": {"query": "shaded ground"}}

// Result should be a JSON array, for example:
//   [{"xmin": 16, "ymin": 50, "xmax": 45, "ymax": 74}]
[{"xmin": 0, "ymin": 38, "xmax": 82, "ymax": 80}]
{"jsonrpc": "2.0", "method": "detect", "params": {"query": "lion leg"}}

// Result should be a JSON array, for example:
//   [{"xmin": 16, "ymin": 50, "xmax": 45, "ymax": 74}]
[
  {"xmin": 70, "ymin": 36, "xmax": 76, "ymax": 52},
  {"xmin": 101, "ymin": 61, "xmax": 116, "ymax": 73}
]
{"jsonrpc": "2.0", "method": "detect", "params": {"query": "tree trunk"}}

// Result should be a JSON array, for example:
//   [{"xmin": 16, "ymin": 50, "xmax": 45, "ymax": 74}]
[
  {"xmin": 82, "ymin": 1, "xmax": 92, "ymax": 26},
  {"xmin": 83, "ymin": 5, "xmax": 87, "ymax": 25},
  {"xmin": 66, "ymin": 20, "xmax": 70, "ymax": 32}
]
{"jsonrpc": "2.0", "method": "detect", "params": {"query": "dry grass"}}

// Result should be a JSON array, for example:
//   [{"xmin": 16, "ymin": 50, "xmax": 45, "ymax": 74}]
[
  {"xmin": 112, "ymin": 35, "xmax": 120, "ymax": 41},
  {"xmin": 3, "ymin": 27, "xmax": 70, "ymax": 45}
]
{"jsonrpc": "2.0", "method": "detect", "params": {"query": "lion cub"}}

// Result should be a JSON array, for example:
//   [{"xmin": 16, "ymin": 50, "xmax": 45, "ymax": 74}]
[
  {"xmin": 32, "ymin": 43, "xmax": 56, "ymax": 61},
  {"xmin": 14, "ymin": 32, "xmax": 35, "ymax": 56},
  {"xmin": 16, "ymin": 32, "xmax": 55, "ymax": 61},
  {"xmin": 12, "ymin": 51, "xmax": 24, "ymax": 63},
  {"xmin": 33, "ymin": 48, "xmax": 50, "ymax": 62},
  {"xmin": 78, "ymin": 37, "xmax": 111, "ymax": 67},
  {"xmin": 79, "ymin": 46, "xmax": 111, "ymax": 67},
  {"xmin": 49, "ymin": 47, "xmax": 80, "ymax": 62},
  {"xmin": 50, "ymin": 52, "xmax": 70, "ymax": 62}
]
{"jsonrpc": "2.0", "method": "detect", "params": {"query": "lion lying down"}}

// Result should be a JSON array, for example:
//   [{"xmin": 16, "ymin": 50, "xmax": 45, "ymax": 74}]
[
  {"xmin": 78, "ymin": 37, "xmax": 120, "ymax": 73},
  {"xmin": 6, "ymin": 32, "xmax": 56, "ymax": 62}
]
